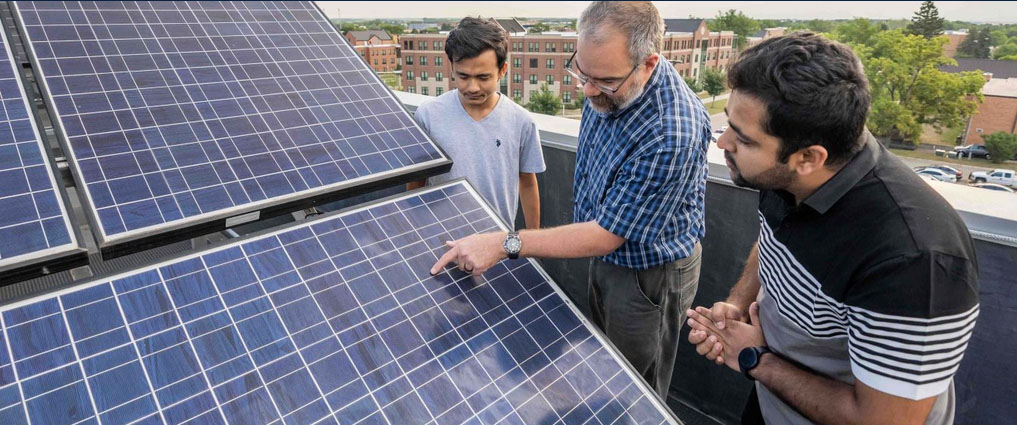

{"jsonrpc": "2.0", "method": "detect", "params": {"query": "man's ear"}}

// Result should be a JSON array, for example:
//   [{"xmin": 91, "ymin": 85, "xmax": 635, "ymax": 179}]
[
  {"xmin": 498, "ymin": 61, "xmax": 509, "ymax": 78},
  {"xmin": 791, "ymin": 145, "xmax": 829, "ymax": 176},
  {"xmin": 644, "ymin": 53, "xmax": 660, "ymax": 71}
]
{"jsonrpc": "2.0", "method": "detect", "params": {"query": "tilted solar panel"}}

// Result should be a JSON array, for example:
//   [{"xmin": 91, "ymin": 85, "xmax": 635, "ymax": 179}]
[
  {"xmin": 0, "ymin": 181, "xmax": 678, "ymax": 425},
  {"xmin": 13, "ymin": 1, "xmax": 450, "ymax": 257},
  {"xmin": 0, "ymin": 20, "xmax": 83, "ymax": 282}
]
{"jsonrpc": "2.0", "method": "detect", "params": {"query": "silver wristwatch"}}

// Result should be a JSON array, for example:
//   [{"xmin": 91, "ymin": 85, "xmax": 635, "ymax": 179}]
[{"xmin": 503, "ymin": 232, "xmax": 521, "ymax": 259}]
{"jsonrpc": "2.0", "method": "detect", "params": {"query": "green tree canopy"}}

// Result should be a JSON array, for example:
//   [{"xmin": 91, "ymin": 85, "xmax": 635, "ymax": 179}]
[
  {"xmin": 993, "ymin": 43, "xmax": 1017, "ymax": 59},
  {"xmin": 701, "ymin": 68, "xmax": 726, "ymax": 106},
  {"xmin": 571, "ymin": 91, "xmax": 586, "ymax": 109},
  {"xmin": 526, "ymin": 85, "xmax": 562, "ymax": 116},
  {"xmin": 907, "ymin": 1, "xmax": 945, "ymax": 39},
  {"xmin": 864, "ymin": 30, "xmax": 985, "ymax": 144},
  {"xmin": 832, "ymin": 18, "xmax": 881, "ymax": 47},
  {"xmin": 528, "ymin": 22, "xmax": 551, "ymax": 34},
  {"xmin": 957, "ymin": 26, "xmax": 992, "ymax": 58},
  {"xmin": 709, "ymin": 9, "xmax": 759, "ymax": 50},
  {"xmin": 683, "ymin": 76, "xmax": 701, "ymax": 93},
  {"xmin": 982, "ymin": 132, "xmax": 1017, "ymax": 163}
]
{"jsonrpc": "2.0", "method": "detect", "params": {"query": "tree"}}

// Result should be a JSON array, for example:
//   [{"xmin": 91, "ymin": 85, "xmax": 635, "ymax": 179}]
[
  {"xmin": 832, "ymin": 18, "xmax": 881, "ymax": 47},
  {"xmin": 993, "ymin": 43, "xmax": 1017, "ymax": 59},
  {"xmin": 864, "ymin": 30, "xmax": 985, "ymax": 144},
  {"xmin": 997, "ymin": 54, "xmax": 1017, "ymax": 61},
  {"xmin": 701, "ymin": 68, "xmax": 726, "ymax": 106},
  {"xmin": 683, "ymin": 76, "xmax": 701, "ymax": 93},
  {"xmin": 982, "ymin": 132, "xmax": 1017, "ymax": 164},
  {"xmin": 907, "ymin": 1, "xmax": 945, "ymax": 39},
  {"xmin": 572, "ymin": 91, "xmax": 586, "ymax": 109},
  {"xmin": 526, "ymin": 85, "xmax": 562, "ymax": 116},
  {"xmin": 709, "ymin": 9, "xmax": 759, "ymax": 50},
  {"xmin": 957, "ymin": 26, "xmax": 992, "ymax": 58},
  {"xmin": 379, "ymin": 23, "xmax": 404, "ymax": 36},
  {"xmin": 528, "ymin": 22, "xmax": 551, "ymax": 34}
]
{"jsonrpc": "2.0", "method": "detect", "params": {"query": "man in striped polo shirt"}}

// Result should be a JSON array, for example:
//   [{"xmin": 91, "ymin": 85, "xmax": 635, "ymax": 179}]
[{"xmin": 686, "ymin": 33, "xmax": 979, "ymax": 425}]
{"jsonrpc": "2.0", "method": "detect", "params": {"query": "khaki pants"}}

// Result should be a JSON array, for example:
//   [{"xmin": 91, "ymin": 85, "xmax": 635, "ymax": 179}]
[{"xmin": 587, "ymin": 242, "xmax": 702, "ymax": 399}]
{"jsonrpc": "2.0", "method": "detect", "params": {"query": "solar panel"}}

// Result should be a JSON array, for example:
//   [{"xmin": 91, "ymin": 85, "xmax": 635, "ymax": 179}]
[
  {"xmin": 0, "ymin": 181, "xmax": 678, "ymax": 425},
  {"xmin": 0, "ymin": 21, "xmax": 82, "ymax": 281},
  {"xmin": 13, "ymin": 1, "xmax": 450, "ymax": 256}
]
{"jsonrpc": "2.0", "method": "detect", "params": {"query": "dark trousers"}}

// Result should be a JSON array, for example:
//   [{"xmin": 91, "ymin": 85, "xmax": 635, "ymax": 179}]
[{"xmin": 587, "ymin": 242, "xmax": 702, "ymax": 398}]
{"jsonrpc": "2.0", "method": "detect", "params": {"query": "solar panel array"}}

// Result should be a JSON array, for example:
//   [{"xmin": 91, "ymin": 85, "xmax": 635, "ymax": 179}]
[
  {"xmin": 0, "ymin": 24, "xmax": 78, "ymax": 272},
  {"xmin": 0, "ymin": 181, "xmax": 676, "ymax": 425},
  {"xmin": 15, "ymin": 1, "xmax": 447, "ymax": 247}
]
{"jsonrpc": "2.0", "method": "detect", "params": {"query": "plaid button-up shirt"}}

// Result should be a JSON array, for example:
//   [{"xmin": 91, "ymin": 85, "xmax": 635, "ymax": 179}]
[{"xmin": 573, "ymin": 61, "xmax": 710, "ymax": 269}]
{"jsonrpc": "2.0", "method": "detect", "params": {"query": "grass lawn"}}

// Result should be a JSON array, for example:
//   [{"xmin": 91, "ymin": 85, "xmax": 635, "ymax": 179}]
[
  {"xmin": 379, "ymin": 73, "xmax": 401, "ymax": 91},
  {"xmin": 919, "ymin": 124, "xmax": 964, "ymax": 147},
  {"xmin": 703, "ymin": 97, "xmax": 727, "ymax": 115},
  {"xmin": 888, "ymin": 148, "xmax": 996, "ymax": 167}
]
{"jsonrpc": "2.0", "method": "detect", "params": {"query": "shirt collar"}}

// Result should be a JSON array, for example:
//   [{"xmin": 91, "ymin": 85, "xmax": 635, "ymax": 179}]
[{"xmin": 800, "ymin": 132, "xmax": 880, "ymax": 215}]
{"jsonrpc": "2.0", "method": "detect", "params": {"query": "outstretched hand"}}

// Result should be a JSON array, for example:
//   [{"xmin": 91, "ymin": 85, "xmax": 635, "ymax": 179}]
[{"xmin": 430, "ymin": 232, "xmax": 507, "ymax": 277}]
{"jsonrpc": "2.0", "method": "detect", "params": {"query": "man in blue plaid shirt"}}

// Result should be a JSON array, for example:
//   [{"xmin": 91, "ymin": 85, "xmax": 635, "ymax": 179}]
[{"xmin": 431, "ymin": 1, "xmax": 711, "ymax": 397}]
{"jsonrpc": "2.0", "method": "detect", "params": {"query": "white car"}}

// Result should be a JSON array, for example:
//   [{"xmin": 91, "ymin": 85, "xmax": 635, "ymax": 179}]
[
  {"xmin": 916, "ymin": 168, "xmax": 957, "ymax": 183},
  {"xmin": 973, "ymin": 183, "xmax": 1015, "ymax": 193},
  {"xmin": 969, "ymin": 169, "xmax": 1016, "ymax": 188}
]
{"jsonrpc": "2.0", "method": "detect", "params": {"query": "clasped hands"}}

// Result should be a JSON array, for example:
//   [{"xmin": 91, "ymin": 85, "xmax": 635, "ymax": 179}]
[{"xmin": 686, "ymin": 301, "xmax": 767, "ymax": 373}]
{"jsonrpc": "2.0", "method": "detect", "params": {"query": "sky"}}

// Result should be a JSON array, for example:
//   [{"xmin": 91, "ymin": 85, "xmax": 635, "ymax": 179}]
[{"xmin": 316, "ymin": 1, "xmax": 1017, "ymax": 24}]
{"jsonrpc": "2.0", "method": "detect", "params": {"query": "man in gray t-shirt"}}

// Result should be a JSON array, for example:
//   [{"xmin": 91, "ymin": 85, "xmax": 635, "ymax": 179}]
[{"xmin": 407, "ymin": 17, "xmax": 545, "ymax": 229}]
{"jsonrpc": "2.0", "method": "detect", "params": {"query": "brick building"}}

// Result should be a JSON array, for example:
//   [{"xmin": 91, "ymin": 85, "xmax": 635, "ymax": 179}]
[
  {"xmin": 943, "ymin": 30, "xmax": 968, "ymax": 58},
  {"xmin": 965, "ymin": 77, "xmax": 1017, "ymax": 144},
  {"xmin": 940, "ymin": 59, "xmax": 1017, "ymax": 144},
  {"xmin": 400, "ymin": 18, "xmax": 735, "ymax": 103},
  {"xmin": 746, "ymin": 27, "xmax": 787, "ymax": 49},
  {"xmin": 344, "ymin": 30, "xmax": 399, "ymax": 73}
]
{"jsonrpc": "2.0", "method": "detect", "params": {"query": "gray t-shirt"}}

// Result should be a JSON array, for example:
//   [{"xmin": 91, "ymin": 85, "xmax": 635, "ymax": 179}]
[{"xmin": 415, "ymin": 90, "xmax": 545, "ymax": 227}]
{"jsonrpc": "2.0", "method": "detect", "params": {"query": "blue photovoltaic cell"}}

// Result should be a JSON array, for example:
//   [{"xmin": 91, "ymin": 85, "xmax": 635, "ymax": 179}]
[
  {"xmin": 0, "ymin": 23, "xmax": 76, "ymax": 269},
  {"xmin": 15, "ymin": 1, "xmax": 446, "ymax": 242},
  {"xmin": 0, "ymin": 181, "xmax": 676, "ymax": 425}
]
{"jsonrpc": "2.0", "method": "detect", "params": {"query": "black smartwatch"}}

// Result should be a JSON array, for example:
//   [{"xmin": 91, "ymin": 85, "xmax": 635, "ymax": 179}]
[
  {"xmin": 738, "ymin": 346, "xmax": 772, "ymax": 381},
  {"xmin": 503, "ymin": 232, "xmax": 521, "ymax": 259}
]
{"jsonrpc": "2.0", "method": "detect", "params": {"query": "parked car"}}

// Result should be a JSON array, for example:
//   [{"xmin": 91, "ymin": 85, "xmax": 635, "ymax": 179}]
[
  {"xmin": 710, "ymin": 126, "xmax": 727, "ymax": 143},
  {"xmin": 969, "ymin": 169, "xmax": 1016, "ymax": 187},
  {"xmin": 953, "ymin": 144, "xmax": 992, "ymax": 160},
  {"xmin": 913, "ymin": 164, "xmax": 962, "ymax": 180},
  {"xmin": 973, "ymin": 183, "xmax": 1016, "ymax": 193},
  {"xmin": 916, "ymin": 168, "xmax": 957, "ymax": 183}
]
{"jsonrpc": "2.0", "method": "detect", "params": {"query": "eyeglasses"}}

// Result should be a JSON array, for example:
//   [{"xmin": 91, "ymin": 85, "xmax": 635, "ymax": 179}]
[{"xmin": 564, "ymin": 51, "xmax": 639, "ymax": 94}]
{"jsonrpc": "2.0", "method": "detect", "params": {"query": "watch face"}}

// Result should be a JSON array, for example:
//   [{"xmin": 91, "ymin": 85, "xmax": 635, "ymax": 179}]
[
  {"xmin": 738, "ymin": 347, "xmax": 758, "ymax": 370},
  {"xmin": 505, "ymin": 238, "xmax": 521, "ymax": 253}
]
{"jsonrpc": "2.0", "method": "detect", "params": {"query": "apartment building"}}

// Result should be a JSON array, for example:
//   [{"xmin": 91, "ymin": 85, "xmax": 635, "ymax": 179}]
[{"xmin": 344, "ymin": 30, "xmax": 399, "ymax": 73}]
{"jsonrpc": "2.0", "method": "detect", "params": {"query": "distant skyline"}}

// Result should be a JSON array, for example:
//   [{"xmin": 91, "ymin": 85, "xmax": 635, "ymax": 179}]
[{"xmin": 316, "ymin": 1, "xmax": 1017, "ymax": 24}]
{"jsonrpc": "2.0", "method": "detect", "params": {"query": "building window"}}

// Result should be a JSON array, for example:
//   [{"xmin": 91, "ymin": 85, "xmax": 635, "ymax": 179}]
[
  {"xmin": 513, "ymin": 57, "xmax": 522, "ymax": 68},
  {"xmin": 545, "ymin": 75, "xmax": 554, "ymax": 84},
  {"xmin": 374, "ymin": 59, "xmax": 378, "ymax": 65},
  {"xmin": 513, "ymin": 89, "xmax": 522, "ymax": 98},
  {"xmin": 529, "ymin": 58, "xmax": 537, "ymax": 68},
  {"xmin": 407, "ymin": 86, "xmax": 415, "ymax": 93},
  {"xmin": 436, "ymin": 87, "xmax": 444, "ymax": 95},
  {"xmin": 529, "ymin": 74, "xmax": 537, "ymax": 84},
  {"xmin": 546, "ymin": 58, "xmax": 554, "ymax": 69},
  {"xmin": 564, "ymin": 74, "xmax": 572, "ymax": 86},
  {"xmin": 528, "ymin": 42, "xmax": 538, "ymax": 52},
  {"xmin": 421, "ymin": 86, "xmax": 429, "ymax": 96},
  {"xmin": 405, "ymin": 56, "xmax": 413, "ymax": 65},
  {"xmin": 545, "ymin": 42, "xmax": 555, "ymax": 52},
  {"xmin": 418, "ymin": 41, "xmax": 426, "ymax": 50},
  {"xmin": 433, "ymin": 41, "xmax": 439, "ymax": 49},
  {"xmin": 563, "ymin": 91, "xmax": 571, "ymax": 103},
  {"xmin": 421, "ymin": 71, "xmax": 428, "ymax": 81},
  {"xmin": 513, "ymin": 73, "xmax": 521, "ymax": 83},
  {"xmin": 382, "ymin": 58, "xmax": 387, "ymax": 64},
  {"xmin": 436, "ymin": 72, "xmax": 443, "ymax": 82},
  {"xmin": 564, "ymin": 42, "xmax": 575, "ymax": 52},
  {"xmin": 435, "ymin": 56, "xmax": 443, "ymax": 66},
  {"xmin": 420, "ymin": 56, "xmax": 427, "ymax": 66},
  {"xmin": 406, "ymin": 71, "xmax": 414, "ymax": 80}
]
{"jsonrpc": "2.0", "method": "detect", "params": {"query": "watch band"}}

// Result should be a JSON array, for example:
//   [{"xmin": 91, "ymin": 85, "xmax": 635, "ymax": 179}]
[{"xmin": 740, "ymin": 346, "xmax": 772, "ymax": 381}]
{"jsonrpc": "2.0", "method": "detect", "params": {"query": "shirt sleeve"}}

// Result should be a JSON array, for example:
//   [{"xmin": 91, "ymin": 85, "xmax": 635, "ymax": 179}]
[
  {"xmin": 519, "ymin": 120, "xmax": 546, "ymax": 174},
  {"xmin": 844, "ymin": 250, "xmax": 979, "ymax": 400},
  {"xmin": 595, "ymin": 135, "xmax": 705, "ymax": 244}
]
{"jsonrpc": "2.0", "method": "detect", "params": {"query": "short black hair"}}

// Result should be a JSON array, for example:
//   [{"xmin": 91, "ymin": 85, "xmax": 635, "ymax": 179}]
[
  {"xmin": 728, "ymin": 32, "xmax": 870, "ymax": 165},
  {"xmin": 445, "ymin": 17, "xmax": 509, "ymax": 68}
]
